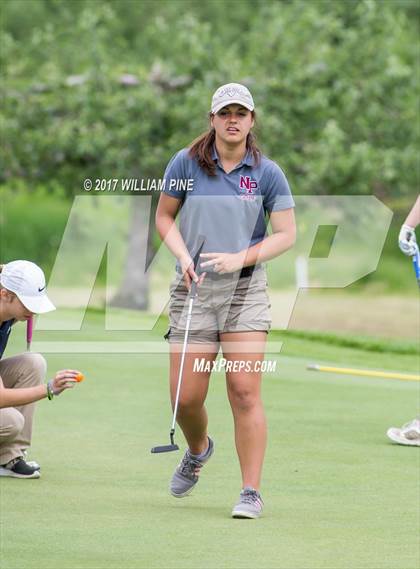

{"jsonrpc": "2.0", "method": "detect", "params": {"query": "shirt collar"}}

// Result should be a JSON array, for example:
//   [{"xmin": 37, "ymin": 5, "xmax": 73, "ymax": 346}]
[
  {"xmin": 212, "ymin": 145, "xmax": 254, "ymax": 167},
  {"xmin": 0, "ymin": 319, "xmax": 14, "ymax": 331},
  {"xmin": 242, "ymin": 151, "xmax": 254, "ymax": 167}
]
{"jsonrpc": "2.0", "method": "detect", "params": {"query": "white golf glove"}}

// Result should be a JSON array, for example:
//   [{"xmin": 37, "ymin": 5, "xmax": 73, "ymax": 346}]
[{"xmin": 398, "ymin": 224, "xmax": 418, "ymax": 256}]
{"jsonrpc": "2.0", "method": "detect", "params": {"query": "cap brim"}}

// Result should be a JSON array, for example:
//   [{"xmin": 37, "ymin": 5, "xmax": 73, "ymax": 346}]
[
  {"xmin": 211, "ymin": 100, "xmax": 254, "ymax": 114},
  {"xmin": 18, "ymin": 293, "xmax": 56, "ymax": 314}
]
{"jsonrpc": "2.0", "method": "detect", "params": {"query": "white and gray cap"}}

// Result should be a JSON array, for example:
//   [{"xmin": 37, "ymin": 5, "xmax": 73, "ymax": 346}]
[
  {"xmin": 0, "ymin": 260, "xmax": 56, "ymax": 314},
  {"xmin": 211, "ymin": 83, "xmax": 255, "ymax": 114}
]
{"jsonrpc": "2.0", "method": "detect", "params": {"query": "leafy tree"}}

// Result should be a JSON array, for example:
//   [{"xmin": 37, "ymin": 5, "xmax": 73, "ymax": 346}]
[{"xmin": 1, "ymin": 0, "xmax": 418, "ymax": 306}]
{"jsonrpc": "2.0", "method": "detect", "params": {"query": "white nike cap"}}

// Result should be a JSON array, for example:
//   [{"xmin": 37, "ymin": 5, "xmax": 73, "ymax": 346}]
[
  {"xmin": 211, "ymin": 83, "xmax": 255, "ymax": 115},
  {"xmin": 0, "ymin": 260, "xmax": 56, "ymax": 314}
]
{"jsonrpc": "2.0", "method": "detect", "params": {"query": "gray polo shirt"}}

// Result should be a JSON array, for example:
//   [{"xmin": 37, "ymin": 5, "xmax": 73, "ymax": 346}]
[{"xmin": 163, "ymin": 146, "xmax": 294, "ymax": 272}]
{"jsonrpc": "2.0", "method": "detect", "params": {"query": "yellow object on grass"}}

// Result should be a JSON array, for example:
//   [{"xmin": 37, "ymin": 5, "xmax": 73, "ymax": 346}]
[{"xmin": 307, "ymin": 364, "xmax": 420, "ymax": 382}]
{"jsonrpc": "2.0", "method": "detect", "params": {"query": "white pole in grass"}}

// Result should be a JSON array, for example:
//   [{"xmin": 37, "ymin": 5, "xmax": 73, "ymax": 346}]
[{"xmin": 295, "ymin": 255, "xmax": 309, "ymax": 289}]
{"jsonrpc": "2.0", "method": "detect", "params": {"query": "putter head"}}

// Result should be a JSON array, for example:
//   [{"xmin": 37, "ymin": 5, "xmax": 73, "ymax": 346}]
[{"xmin": 151, "ymin": 444, "xmax": 179, "ymax": 454}]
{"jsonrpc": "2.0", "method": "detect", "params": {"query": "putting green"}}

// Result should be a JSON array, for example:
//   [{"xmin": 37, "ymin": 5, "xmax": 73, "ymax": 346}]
[{"xmin": 1, "ymin": 315, "xmax": 418, "ymax": 569}]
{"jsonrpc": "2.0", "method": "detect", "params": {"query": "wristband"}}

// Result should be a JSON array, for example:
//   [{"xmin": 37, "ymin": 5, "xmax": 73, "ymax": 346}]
[{"xmin": 47, "ymin": 381, "xmax": 54, "ymax": 400}]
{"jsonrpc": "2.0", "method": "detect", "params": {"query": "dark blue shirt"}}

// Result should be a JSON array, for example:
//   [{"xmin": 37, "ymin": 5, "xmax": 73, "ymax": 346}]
[{"xmin": 0, "ymin": 319, "xmax": 14, "ymax": 360}]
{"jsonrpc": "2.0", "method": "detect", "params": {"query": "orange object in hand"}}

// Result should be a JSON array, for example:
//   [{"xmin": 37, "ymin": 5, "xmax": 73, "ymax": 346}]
[{"xmin": 75, "ymin": 373, "xmax": 85, "ymax": 382}]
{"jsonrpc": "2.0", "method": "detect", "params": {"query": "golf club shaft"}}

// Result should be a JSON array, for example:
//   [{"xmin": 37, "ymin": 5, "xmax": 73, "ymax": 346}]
[
  {"xmin": 166, "ymin": 235, "xmax": 204, "ymax": 444},
  {"xmin": 412, "ymin": 251, "xmax": 420, "ymax": 289},
  {"xmin": 170, "ymin": 289, "xmax": 196, "ymax": 433}
]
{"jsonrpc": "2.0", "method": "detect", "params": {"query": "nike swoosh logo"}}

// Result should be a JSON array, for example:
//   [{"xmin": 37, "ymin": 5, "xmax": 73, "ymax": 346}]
[{"xmin": 38, "ymin": 286, "xmax": 46, "ymax": 292}]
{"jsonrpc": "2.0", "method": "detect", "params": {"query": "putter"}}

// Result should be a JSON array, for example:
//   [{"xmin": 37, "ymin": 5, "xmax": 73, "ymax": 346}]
[
  {"xmin": 412, "ymin": 250, "xmax": 420, "ymax": 289},
  {"xmin": 151, "ymin": 237, "xmax": 206, "ymax": 454},
  {"xmin": 26, "ymin": 316, "xmax": 33, "ymax": 351}
]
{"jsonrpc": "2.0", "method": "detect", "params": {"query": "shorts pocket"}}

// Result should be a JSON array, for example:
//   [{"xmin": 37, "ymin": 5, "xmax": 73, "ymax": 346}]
[{"xmin": 235, "ymin": 275, "xmax": 267, "ymax": 294}]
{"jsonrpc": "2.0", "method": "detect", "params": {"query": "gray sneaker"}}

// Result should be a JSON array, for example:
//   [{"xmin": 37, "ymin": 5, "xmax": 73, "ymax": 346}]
[
  {"xmin": 170, "ymin": 436, "xmax": 214, "ymax": 498},
  {"xmin": 232, "ymin": 487, "xmax": 264, "ymax": 519}
]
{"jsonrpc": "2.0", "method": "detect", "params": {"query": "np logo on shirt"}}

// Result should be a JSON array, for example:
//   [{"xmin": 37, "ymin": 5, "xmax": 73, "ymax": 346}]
[
  {"xmin": 239, "ymin": 176, "xmax": 258, "ymax": 201},
  {"xmin": 239, "ymin": 176, "xmax": 257, "ymax": 193}
]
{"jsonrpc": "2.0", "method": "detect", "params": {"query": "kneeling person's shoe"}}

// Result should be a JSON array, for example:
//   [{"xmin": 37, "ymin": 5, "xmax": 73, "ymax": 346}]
[
  {"xmin": 22, "ymin": 450, "xmax": 41, "ymax": 471},
  {"xmin": 170, "ymin": 436, "xmax": 214, "ymax": 498},
  {"xmin": 0, "ymin": 457, "xmax": 40, "ymax": 479},
  {"xmin": 232, "ymin": 487, "xmax": 264, "ymax": 519}
]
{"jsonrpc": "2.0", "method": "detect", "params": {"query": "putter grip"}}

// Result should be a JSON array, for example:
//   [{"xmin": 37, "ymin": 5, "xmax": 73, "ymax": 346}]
[
  {"xmin": 189, "ymin": 236, "xmax": 205, "ymax": 298},
  {"xmin": 190, "ymin": 280, "xmax": 198, "ymax": 297},
  {"xmin": 193, "ymin": 235, "xmax": 206, "ymax": 276},
  {"xmin": 26, "ymin": 317, "xmax": 33, "ymax": 347}
]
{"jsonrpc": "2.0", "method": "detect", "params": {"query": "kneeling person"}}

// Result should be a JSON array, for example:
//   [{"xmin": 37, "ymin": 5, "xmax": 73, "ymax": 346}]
[{"xmin": 0, "ymin": 261, "xmax": 82, "ymax": 479}]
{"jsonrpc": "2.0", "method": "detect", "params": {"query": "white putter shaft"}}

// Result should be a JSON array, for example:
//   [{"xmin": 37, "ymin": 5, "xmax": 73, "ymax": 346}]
[{"xmin": 171, "ymin": 292, "xmax": 196, "ymax": 432}]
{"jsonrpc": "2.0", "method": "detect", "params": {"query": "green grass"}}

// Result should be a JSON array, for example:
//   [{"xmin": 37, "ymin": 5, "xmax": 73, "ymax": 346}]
[
  {"xmin": 272, "ymin": 330, "xmax": 420, "ymax": 357},
  {"xmin": 1, "ymin": 314, "xmax": 419, "ymax": 569}
]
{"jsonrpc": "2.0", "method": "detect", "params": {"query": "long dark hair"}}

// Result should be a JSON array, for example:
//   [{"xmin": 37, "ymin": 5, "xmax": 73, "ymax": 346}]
[{"xmin": 188, "ymin": 111, "xmax": 261, "ymax": 176}]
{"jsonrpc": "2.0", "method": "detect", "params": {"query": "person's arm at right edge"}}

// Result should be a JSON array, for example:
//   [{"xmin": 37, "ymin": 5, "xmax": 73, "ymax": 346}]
[
  {"xmin": 404, "ymin": 195, "xmax": 420, "ymax": 228},
  {"xmin": 399, "ymin": 195, "xmax": 420, "ymax": 256}
]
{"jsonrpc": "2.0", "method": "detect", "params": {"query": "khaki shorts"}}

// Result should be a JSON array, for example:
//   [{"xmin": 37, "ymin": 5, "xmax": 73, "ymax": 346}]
[{"xmin": 165, "ymin": 267, "xmax": 271, "ymax": 344}]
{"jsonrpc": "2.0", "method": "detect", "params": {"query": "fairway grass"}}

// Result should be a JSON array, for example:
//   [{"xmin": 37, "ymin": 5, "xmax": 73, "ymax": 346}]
[{"xmin": 1, "ymin": 316, "xmax": 419, "ymax": 569}]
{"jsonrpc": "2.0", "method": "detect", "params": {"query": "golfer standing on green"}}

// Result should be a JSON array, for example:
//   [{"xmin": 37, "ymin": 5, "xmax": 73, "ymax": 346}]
[{"xmin": 156, "ymin": 83, "xmax": 296, "ymax": 518}]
